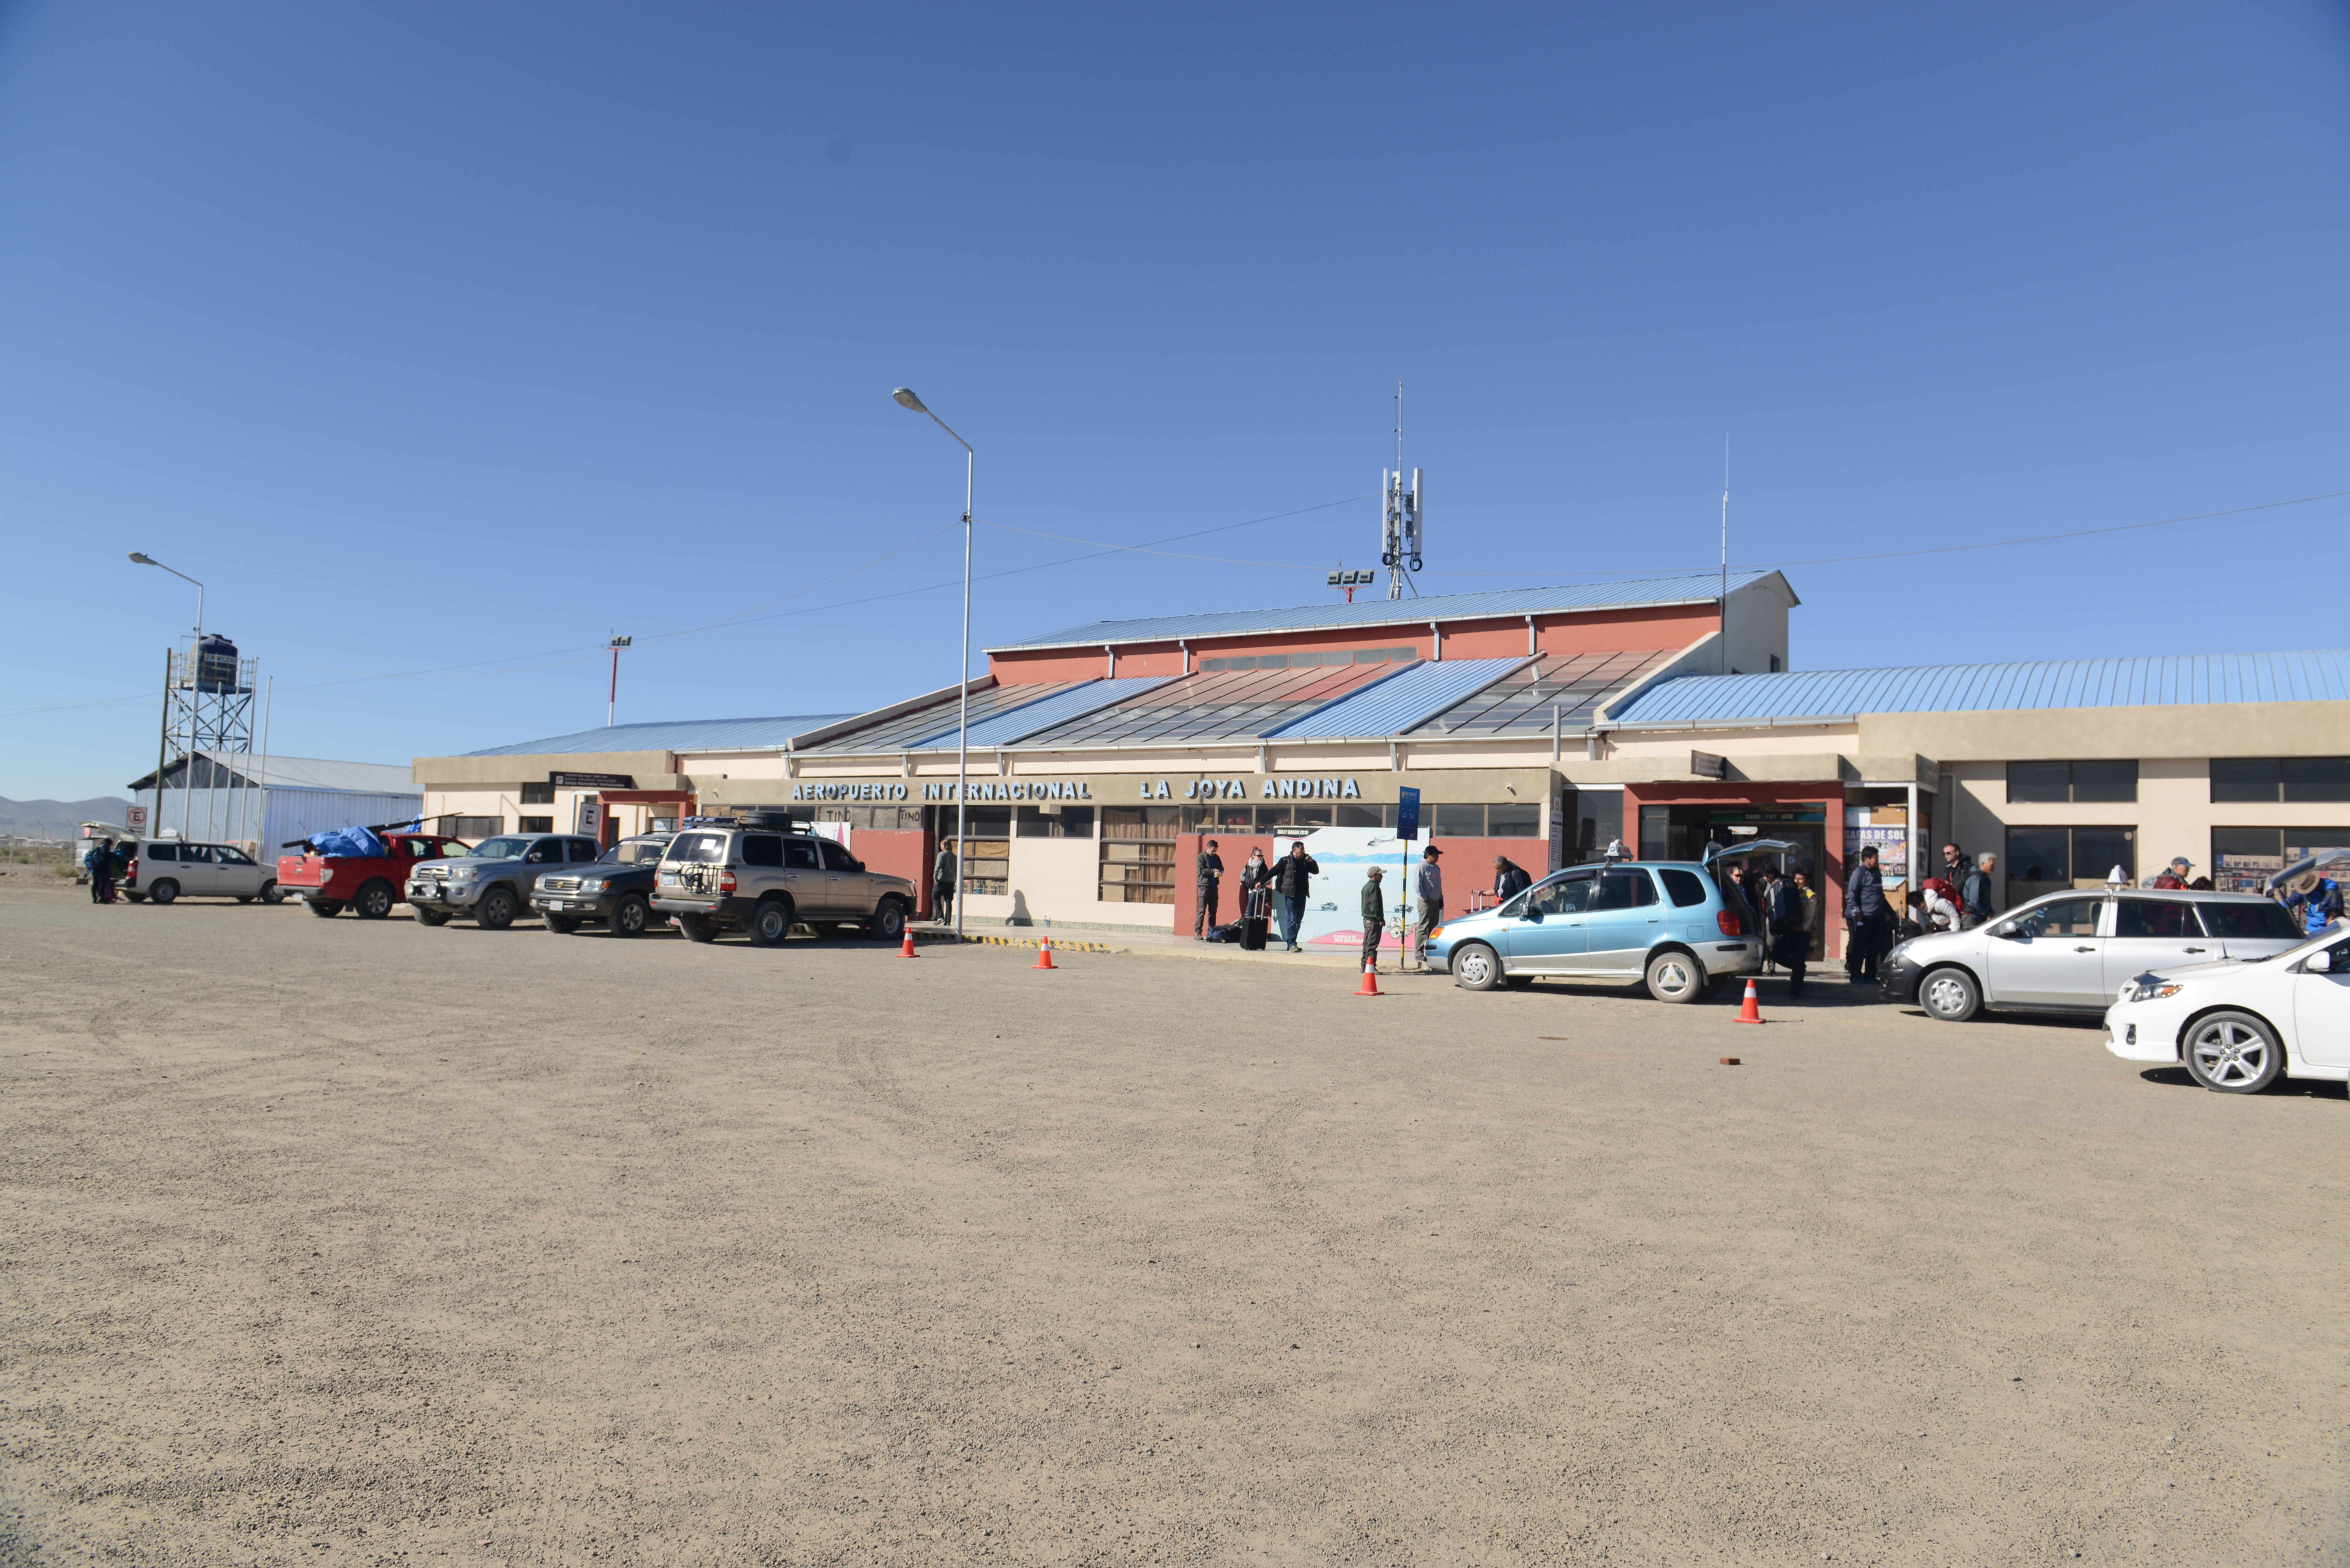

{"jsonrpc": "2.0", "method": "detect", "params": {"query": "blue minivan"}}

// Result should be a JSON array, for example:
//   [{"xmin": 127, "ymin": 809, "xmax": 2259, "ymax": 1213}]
[{"xmin": 1426, "ymin": 841, "xmax": 1793, "ymax": 1002}]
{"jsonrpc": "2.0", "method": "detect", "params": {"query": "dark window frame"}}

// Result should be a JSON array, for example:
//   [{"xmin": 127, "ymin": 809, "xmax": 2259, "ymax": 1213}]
[{"xmin": 2006, "ymin": 760, "xmax": 2137, "ymax": 804}]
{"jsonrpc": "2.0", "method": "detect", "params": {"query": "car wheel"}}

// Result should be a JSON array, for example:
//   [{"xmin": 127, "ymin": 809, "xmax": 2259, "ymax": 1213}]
[
  {"xmin": 1920, "ymin": 966, "xmax": 1982, "ymax": 1022},
  {"xmin": 678, "ymin": 913, "xmax": 719, "ymax": 944},
  {"xmin": 259, "ymin": 880, "xmax": 284, "ymax": 905},
  {"xmin": 354, "ymin": 880, "xmax": 396, "ymax": 920},
  {"xmin": 545, "ymin": 914, "xmax": 580, "ymax": 934},
  {"xmin": 2184, "ymin": 1010, "xmax": 2285, "ymax": 1093},
  {"xmin": 870, "ymin": 897, "xmax": 907, "ymax": 941},
  {"xmin": 1644, "ymin": 949, "xmax": 1703, "ymax": 1003},
  {"xmin": 150, "ymin": 879, "xmax": 180, "ymax": 906},
  {"xmin": 308, "ymin": 899, "xmax": 342, "ymax": 917},
  {"xmin": 611, "ymin": 894, "xmax": 649, "ymax": 937},
  {"xmin": 414, "ymin": 908, "xmax": 451, "ymax": 927},
  {"xmin": 1452, "ymin": 942, "xmax": 1503, "ymax": 991},
  {"xmin": 750, "ymin": 899, "xmax": 794, "ymax": 947},
  {"xmin": 475, "ymin": 886, "xmax": 518, "ymax": 931}
]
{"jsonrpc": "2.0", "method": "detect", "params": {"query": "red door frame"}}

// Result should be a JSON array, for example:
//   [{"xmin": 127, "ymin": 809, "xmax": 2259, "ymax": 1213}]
[{"xmin": 1619, "ymin": 781, "xmax": 1848, "ymax": 958}]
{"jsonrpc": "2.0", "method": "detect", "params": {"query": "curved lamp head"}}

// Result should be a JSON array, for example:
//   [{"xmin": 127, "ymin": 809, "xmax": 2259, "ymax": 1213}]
[
  {"xmin": 129, "ymin": 552, "xmax": 157, "ymax": 566},
  {"xmin": 891, "ymin": 387, "xmax": 929, "ymax": 414}
]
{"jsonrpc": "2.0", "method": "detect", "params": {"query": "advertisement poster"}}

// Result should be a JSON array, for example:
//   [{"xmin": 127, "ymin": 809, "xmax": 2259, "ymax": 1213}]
[
  {"xmin": 1277, "ymin": 826, "xmax": 1414, "ymax": 951},
  {"xmin": 1843, "ymin": 808, "xmax": 1908, "ymax": 891}
]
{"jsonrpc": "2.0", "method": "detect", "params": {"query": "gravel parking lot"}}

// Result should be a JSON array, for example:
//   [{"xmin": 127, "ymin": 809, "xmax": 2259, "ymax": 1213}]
[{"xmin": 2, "ymin": 879, "xmax": 2343, "ymax": 1566}]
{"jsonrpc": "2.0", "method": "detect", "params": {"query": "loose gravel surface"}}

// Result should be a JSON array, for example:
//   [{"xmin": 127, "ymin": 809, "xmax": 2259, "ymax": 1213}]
[{"xmin": 1, "ymin": 878, "xmax": 2344, "ymax": 1566}]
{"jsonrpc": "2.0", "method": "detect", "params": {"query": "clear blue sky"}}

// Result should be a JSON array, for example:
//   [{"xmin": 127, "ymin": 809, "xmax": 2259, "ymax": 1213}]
[{"xmin": 5, "ymin": 2, "xmax": 2347, "ymax": 801}]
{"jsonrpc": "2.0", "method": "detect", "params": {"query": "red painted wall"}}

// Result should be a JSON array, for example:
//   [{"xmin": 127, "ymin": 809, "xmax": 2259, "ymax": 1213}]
[
  {"xmin": 987, "ymin": 602, "xmax": 1721, "ymax": 683},
  {"xmin": 853, "ymin": 829, "xmax": 931, "ymax": 913},
  {"xmin": 1617, "ymin": 782, "xmax": 1847, "ymax": 957},
  {"xmin": 1171, "ymin": 833, "xmax": 1547, "ymax": 940}
]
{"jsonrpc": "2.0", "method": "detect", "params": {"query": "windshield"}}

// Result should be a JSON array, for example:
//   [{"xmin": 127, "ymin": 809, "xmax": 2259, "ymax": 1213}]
[
  {"xmin": 465, "ymin": 837, "xmax": 531, "ymax": 861},
  {"xmin": 601, "ymin": 838, "xmax": 673, "ymax": 866}
]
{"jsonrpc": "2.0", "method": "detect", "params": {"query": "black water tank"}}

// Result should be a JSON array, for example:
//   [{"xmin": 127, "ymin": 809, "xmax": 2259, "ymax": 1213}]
[{"xmin": 196, "ymin": 635, "xmax": 240, "ymax": 693}]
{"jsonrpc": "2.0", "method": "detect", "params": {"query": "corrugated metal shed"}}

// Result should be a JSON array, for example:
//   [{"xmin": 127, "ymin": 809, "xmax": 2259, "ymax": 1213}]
[
  {"xmin": 1610, "ymin": 650, "xmax": 2350, "ymax": 727},
  {"xmin": 991, "ymin": 570, "xmax": 1784, "ymax": 651},
  {"xmin": 1264, "ymin": 658, "xmax": 1529, "ymax": 740},
  {"xmin": 128, "ymin": 751, "xmax": 421, "ymax": 795},
  {"xmin": 902, "ymin": 677, "xmax": 1175, "ymax": 750},
  {"xmin": 461, "ymin": 715, "xmax": 850, "ymax": 758}
]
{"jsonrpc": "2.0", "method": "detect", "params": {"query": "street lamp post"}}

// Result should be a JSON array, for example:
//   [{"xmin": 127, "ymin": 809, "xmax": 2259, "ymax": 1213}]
[
  {"xmin": 607, "ymin": 635, "xmax": 633, "ymax": 727},
  {"xmin": 891, "ymin": 387, "xmax": 974, "ymax": 941},
  {"xmin": 130, "ymin": 552, "xmax": 205, "ymax": 841}
]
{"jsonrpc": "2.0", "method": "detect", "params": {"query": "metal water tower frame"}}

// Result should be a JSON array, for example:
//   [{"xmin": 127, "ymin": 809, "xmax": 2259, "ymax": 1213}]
[{"xmin": 154, "ymin": 636, "xmax": 260, "ymax": 845}]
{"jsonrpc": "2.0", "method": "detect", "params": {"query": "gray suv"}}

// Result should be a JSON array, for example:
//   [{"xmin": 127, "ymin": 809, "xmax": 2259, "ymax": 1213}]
[
  {"xmin": 407, "ymin": 833, "xmax": 603, "ymax": 929},
  {"xmin": 650, "ymin": 819, "xmax": 915, "ymax": 946}
]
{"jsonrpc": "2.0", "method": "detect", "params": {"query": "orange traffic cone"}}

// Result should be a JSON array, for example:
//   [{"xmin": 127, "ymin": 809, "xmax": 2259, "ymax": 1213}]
[
  {"xmin": 1032, "ymin": 936, "xmax": 1058, "ymax": 970},
  {"xmin": 1732, "ymin": 976, "xmax": 1765, "ymax": 1024},
  {"xmin": 1356, "ymin": 959, "xmax": 1382, "ymax": 997},
  {"xmin": 899, "ymin": 924, "xmax": 918, "ymax": 958}
]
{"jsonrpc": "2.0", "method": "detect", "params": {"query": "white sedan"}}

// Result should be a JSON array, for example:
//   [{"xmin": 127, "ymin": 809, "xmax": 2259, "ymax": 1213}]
[{"xmin": 2104, "ymin": 921, "xmax": 2350, "ymax": 1093}]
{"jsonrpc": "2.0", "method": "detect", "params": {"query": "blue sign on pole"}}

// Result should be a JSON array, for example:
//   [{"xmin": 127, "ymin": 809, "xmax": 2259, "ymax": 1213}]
[{"xmin": 1397, "ymin": 786, "xmax": 1421, "ymax": 841}]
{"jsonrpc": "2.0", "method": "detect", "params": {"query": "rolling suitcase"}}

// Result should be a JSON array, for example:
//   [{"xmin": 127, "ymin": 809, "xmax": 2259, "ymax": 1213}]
[{"xmin": 1241, "ymin": 886, "xmax": 1270, "ymax": 951}]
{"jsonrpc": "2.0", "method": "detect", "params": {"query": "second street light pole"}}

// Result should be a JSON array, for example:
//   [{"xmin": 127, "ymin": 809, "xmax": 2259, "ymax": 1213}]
[
  {"xmin": 129, "ymin": 552, "xmax": 206, "ymax": 842},
  {"xmin": 892, "ymin": 387, "xmax": 974, "ymax": 941}
]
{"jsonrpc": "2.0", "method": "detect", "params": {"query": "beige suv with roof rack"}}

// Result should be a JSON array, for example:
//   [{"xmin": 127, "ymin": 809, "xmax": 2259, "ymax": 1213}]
[{"xmin": 651, "ymin": 814, "xmax": 916, "ymax": 947}]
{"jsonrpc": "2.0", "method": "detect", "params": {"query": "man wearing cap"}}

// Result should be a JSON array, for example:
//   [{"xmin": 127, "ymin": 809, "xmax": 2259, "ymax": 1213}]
[
  {"xmin": 1360, "ymin": 865, "xmax": 1388, "ymax": 971},
  {"xmin": 2151, "ymin": 856, "xmax": 2193, "ymax": 890},
  {"xmin": 1414, "ymin": 844, "xmax": 1445, "ymax": 968},
  {"xmin": 1193, "ymin": 838, "xmax": 1225, "ymax": 939}
]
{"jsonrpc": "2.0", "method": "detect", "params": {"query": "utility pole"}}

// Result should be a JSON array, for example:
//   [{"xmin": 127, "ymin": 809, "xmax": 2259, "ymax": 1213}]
[{"xmin": 607, "ymin": 635, "xmax": 633, "ymax": 726}]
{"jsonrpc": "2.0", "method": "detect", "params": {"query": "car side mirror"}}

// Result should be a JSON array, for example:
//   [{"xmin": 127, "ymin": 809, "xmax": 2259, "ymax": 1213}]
[
  {"xmin": 2309, "ymin": 949, "xmax": 2332, "ymax": 973},
  {"xmin": 1991, "ymin": 921, "xmax": 2018, "ymax": 939},
  {"xmin": 1520, "ymin": 908, "xmax": 1543, "ymax": 923}
]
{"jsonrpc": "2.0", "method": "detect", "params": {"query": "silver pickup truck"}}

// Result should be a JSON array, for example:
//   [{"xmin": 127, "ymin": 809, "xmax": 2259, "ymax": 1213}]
[{"xmin": 407, "ymin": 832, "xmax": 604, "ymax": 930}]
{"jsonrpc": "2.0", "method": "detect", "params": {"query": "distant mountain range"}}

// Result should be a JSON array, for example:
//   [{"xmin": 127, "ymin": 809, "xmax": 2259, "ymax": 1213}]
[{"xmin": 0, "ymin": 795, "xmax": 137, "ymax": 841}]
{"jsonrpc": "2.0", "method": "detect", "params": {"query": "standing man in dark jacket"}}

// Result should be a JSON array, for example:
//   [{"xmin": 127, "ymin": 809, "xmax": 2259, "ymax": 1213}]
[
  {"xmin": 1763, "ymin": 867, "xmax": 1808, "ymax": 999},
  {"xmin": 931, "ymin": 842, "xmax": 958, "ymax": 925},
  {"xmin": 87, "ymin": 838, "xmax": 117, "ymax": 904},
  {"xmin": 1271, "ymin": 840, "xmax": 1319, "ymax": 952},
  {"xmin": 1491, "ymin": 856, "xmax": 1531, "ymax": 904},
  {"xmin": 1843, "ymin": 844, "xmax": 1889, "ymax": 983},
  {"xmin": 1192, "ymin": 839, "xmax": 1225, "ymax": 939},
  {"xmin": 1359, "ymin": 865, "xmax": 1388, "ymax": 971}
]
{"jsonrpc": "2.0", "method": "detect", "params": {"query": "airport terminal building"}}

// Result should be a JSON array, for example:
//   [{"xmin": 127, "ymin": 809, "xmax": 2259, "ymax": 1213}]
[{"xmin": 414, "ymin": 571, "xmax": 2350, "ymax": 957}]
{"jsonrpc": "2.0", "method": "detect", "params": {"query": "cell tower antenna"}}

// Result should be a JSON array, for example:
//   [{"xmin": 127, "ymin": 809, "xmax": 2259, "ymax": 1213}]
[
  {"xmin": 1719, "ymin": 432, "xmax": 1730, "ymax": 674},
  {"xmin": 1381, "ymin": 380, "xmax": 1423, "ymax": 600}
]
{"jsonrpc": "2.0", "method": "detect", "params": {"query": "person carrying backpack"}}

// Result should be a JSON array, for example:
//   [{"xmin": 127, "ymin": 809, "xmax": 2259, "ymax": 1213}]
[{"xmin": 2287, "ymin": 876, "xmax": 2345, "ymax": 936}]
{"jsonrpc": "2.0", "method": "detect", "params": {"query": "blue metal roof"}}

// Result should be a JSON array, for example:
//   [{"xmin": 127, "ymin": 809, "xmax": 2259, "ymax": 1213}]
[
  {"xmin": 1263, "ymin": 658, "xmax": 1529, "ymax": 739},
  {"xmin": 1609, "ymin": 651, "xmax": 2350, "ymax": 727},
  {"xmin": 462, "ymin": 714, "xmax": 850, "ymax": 757},
  {"xmin": 904, "ymin": 677, "xmax": 1176, "ymax": 750},
  {"xmin": 991, "ymin": 571, "xmax": 1785, "ymax": 651}
]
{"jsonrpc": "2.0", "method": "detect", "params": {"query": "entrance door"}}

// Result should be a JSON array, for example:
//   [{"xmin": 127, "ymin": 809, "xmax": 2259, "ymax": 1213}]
[
  {"xmin": 1501, "ymin": 870, "xmax": 1591, "ymax": 974},
  {"xmin": 1985, "ymin": 895, "xmax": 2108, "ymax": 1008}
]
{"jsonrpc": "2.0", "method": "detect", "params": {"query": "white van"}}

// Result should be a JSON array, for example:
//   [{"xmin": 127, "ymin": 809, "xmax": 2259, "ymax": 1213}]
[{"xmin": 121, "ymin": 839, "xmax": 284, "ymax": 905}]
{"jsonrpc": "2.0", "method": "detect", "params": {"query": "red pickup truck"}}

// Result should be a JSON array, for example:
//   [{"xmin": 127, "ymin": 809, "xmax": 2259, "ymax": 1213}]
[{"xmin": 277, "ymin": 832, "xmax": 473, "ymax": 919}]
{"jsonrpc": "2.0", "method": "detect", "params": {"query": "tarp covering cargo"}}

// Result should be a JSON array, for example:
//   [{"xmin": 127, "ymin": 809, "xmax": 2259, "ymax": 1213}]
[{"xmin": 308, "ymin": 826, "xmax": 388, "ymax": 858}]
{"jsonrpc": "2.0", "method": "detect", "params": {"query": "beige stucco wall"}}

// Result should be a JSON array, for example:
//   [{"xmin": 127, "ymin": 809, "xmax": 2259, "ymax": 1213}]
[
  {"xmin": 1861, "ymin": 700, "xmax": 2350, "ymax": 761},
  {"xmin": 963, "ymin": 835, "xmax": 1170, "ymax": 931}
]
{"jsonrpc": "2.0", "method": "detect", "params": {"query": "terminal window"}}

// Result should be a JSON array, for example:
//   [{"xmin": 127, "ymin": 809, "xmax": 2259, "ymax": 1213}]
[
  {"xmin": 1016, "ymin": 805, "xmax": 1095, "ymax": 838},
  {"xmin": 2210, "ymin": 757, "xmax": 2350, "ymax": 803},
  {"xmin": 519, "ymin": 816, "xmax": 553, "ymax": 834},
  {"xmin": 2006, "ymin": 760, "xmax": 2137, "ymax": 803},
  {"xmin": 520, "ymin": 782, "xmax": 555, "ymax": 804},
  {"xmin": 438, "ymin": 815, "xmax": 502, "ymax": 839},
  {"xmin": 2006, "ymin": 824, "xmax": 2135, "ymax": 893},
  {"xmin": 1199, "ymin": 646, "xmax": 1418, "ymax": 672},
  {"xmin": 1100, "ymin": 806, "xmax": 1177, "ymax": 903}
]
